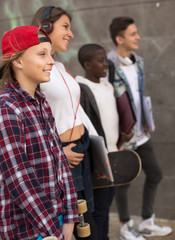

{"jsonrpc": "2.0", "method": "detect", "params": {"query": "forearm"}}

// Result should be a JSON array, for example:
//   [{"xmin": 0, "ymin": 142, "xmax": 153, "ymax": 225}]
[
  {"xmin": 61, "ymin": 154, "xmax": 79, "ymax": 223},
  {"xmin": 63, "ymin": 223, "xmax": 75, "ymax": 240}
]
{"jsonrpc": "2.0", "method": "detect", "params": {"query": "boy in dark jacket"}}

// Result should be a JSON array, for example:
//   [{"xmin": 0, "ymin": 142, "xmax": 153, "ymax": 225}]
[{"xmin": 76, "ymin": 43, "xmax": 120, "ymax": 240}]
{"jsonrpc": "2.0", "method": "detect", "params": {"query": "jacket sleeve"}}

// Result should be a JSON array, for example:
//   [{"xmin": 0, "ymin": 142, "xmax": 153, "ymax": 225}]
[
  {"xmin": 0, "ymin": 106, "xmax": 63, "ymax": 239},
  {"xmin": 79, "ymin": 104, "xmax": 98, "ymax": 136}
]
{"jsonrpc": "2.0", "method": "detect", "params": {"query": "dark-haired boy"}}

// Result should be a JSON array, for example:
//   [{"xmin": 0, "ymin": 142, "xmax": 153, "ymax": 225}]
[
  {"xmin": 76, "ymin": 43, "xmax": 120, "ymax": 240},
  {"xmin": 108, "ymin": 16, "xmax": 172, "ymax": 240}
]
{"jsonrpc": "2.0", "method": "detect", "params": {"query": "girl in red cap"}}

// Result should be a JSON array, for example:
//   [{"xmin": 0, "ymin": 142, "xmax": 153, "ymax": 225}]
[{"xmin": 0, "ymin": 26, "xmax": 79, "ymax": 240}]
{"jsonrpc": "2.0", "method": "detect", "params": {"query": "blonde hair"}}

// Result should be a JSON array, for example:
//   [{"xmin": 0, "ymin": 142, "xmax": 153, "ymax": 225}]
[
  {"xmin": 0, "ymin": 52, "xmax": 24, "ymax": 90},
  {"xmin": 0, "ymin": 29, "xmax": 47, "ymax": 91}
]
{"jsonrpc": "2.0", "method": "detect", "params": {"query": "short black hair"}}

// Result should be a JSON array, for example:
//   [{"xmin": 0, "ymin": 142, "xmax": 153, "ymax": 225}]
[
  {"xmin": 109, "ymin": 17, "xmax": 135, "ymax": 46},
  {"xmin": 78, "ymin": 44, "xmax": 105, "ymax": 69}
]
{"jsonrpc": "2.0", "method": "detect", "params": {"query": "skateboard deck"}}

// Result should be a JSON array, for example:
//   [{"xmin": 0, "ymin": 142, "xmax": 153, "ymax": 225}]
[{"xmin": 92, "ymin": 149, "xmax": 142, "ymax": 189}]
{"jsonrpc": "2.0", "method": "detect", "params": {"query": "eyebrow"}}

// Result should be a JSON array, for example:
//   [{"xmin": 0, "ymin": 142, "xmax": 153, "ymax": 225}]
[
  {"xmin": 38, "ymin": 47, "xmax": 52, "ymax": 52},
  {"xmin": 63, "ymin": 21, "xmax": 70, "ymax": 26}
]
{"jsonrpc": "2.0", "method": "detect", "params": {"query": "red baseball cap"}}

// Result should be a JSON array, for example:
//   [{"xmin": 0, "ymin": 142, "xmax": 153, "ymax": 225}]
[{"xmin": 1, "ymin": 25, "xmax": 51, "ymax": 58}]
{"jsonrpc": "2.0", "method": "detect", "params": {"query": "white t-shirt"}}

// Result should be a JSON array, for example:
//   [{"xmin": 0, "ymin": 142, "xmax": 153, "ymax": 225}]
[
  {"xmin": 121, "ymin": 64, "xmax": 149, "ymax": 146},
  {"xmin": 40, "ymin": 62, "xmax": 97, "ymax": 136},
  {"xmin": 76, "ymin": 76, "xmax": 119, "ymax": 152}
]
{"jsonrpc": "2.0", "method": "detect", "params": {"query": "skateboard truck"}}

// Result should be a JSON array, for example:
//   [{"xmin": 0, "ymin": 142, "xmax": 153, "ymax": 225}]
[{"xmin": 76, "ymin": 199, "xmax": 91, "ymax": 238}]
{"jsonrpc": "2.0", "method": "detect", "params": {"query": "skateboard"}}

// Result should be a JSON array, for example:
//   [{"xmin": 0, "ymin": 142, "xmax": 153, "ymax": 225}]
[
  {"xmin": 92, "ymin": 149, "xmax": 142, "ymax": 189},
  {"xmin": 76, "ymin": 199, "xmax": 91, "ymax": 238}
]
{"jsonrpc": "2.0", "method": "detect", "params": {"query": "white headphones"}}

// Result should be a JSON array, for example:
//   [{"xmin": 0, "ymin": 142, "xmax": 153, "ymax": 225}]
[{"xmin": 118, "ymin": 55, "xmax": 133, "ymax": 66}]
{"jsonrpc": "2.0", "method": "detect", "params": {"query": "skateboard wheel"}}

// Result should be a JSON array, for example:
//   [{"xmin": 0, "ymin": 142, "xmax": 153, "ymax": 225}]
[
  {"xmin": 77, "ymin": 222, "xmax": 91, "ymax": 237},
  {"xmin": 77, "ymin": 199, "xmax": 87, "ymax": 214},
  {"xmin": 43, "ymin": 237, "xmax": 58, "ymax": 240}
]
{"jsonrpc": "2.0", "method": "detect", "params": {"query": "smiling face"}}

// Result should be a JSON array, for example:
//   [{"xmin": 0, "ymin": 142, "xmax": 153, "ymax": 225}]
[
  {"xmin": 49, "ymin": 14, "xmax": 74, "ymax": 54},
  {"xmin": 117, "ymin": 23, "xmax": 140, "ymax": 52},
  {"xmin": 85, "ymin": 49, "xmax": 108, "ymax": 83},
  {"xmin": 13, "ymin": 41, "xmax": 55, "ymax": 94}
]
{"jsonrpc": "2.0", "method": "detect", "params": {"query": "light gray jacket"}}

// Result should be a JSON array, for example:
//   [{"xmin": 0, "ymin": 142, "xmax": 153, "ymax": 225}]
[{"xmin": 108, "ymin": 49, "xmax": 149, "ymax": 149}]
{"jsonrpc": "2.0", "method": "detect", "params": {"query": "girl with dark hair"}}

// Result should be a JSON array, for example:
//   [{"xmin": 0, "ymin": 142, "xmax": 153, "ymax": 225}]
[{"xmin": 32, "ymin": 6, "xmax": 98, "ymax": 240}]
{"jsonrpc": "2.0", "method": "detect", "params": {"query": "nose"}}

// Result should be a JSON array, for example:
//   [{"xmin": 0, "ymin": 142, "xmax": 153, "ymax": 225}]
[
  {"xmin": 69, "ymin": 29, "xmax": 74, "ymax": 39},
  {"xmin": 137, "ymin": 33, "xmax": 141, "ymax": 40},
  {"xmin": 104, "ymin": 59, "xmax": 108, "ymax": 68},
  {"xmin": 48, "ymin": 55, "xmax": 55, "ymax": 66}
]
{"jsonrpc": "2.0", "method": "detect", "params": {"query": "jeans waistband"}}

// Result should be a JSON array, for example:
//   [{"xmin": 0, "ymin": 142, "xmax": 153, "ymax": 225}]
[{"xmin": 62, "ymin": 127, "xmax": 88, "ymax": 146}]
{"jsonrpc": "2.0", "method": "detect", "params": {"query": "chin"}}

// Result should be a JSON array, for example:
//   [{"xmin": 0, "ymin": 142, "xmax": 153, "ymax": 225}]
[
  {"xmin": 102, "ymin": 74, "xmax": 107, "ymax": 78},
  {"xmin": 41, "ymin": 78, "xmax": 50, "ymax": 83},
  {"xmin": 133, "ymin": 45, "xmax": 139, "ymax": 50},
  {"xmin": 60, "ymin": 45, "xmax": 68, "ymax": 52}
]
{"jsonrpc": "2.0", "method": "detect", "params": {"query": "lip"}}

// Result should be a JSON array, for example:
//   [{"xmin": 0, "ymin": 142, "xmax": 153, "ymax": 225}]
[
  {"xmin": 44, "ymin": 69, "xmax": 52, "ymax": 75},
  {"xmin": 63, "ymin": 38, "xmax": 70, "ymax": 46}
]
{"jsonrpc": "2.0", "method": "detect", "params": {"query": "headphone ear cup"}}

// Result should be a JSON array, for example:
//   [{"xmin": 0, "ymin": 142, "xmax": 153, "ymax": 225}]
[{"xmin": 40, "ymin": 19, "xmax": 53, "ymax": 34}]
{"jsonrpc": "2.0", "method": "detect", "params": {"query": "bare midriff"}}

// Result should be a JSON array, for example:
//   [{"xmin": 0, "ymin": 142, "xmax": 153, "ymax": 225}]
[{"xmin": 59, "ymin": 123, "xmax": 85, "ymax": 143}]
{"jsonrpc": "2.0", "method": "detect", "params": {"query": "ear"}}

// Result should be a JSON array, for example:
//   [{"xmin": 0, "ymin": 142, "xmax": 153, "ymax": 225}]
[
  {"xmin": 12, "ymin": 58, "xmax": 23, "ymax": 70},
  {"xmin": 116, "ymin": 35, "xmax": 124, "ymax": 45},
  {"xmin": 84, "ymin": 61, "xmax": 91, "ymax": 70}
]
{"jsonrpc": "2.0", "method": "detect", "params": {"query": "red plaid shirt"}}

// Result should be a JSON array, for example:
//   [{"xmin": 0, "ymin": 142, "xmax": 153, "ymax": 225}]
[{"xmin": 0, "ymin": 83, "xmax": 79, "ymax": 240}]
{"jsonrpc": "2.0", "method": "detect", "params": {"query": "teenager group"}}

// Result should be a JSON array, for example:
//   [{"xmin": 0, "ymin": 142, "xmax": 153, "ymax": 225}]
[{"xmin": 0, "ymin": 5, "xmax": 172, "ymax": 240}]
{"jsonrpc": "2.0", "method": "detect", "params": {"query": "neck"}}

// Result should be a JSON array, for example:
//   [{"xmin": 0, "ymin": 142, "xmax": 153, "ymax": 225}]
[
  {"xmin": 85, "ymin": 72, "xmax": 100, "ymax": 83},
  {"xmin": 116, "ymin": 46, "xmax": 131, "ymax": 58},
  {"xmin": 17, "ymin": 76, "xmax": 36, "ymax": 98},
  {"xmin": 20, "ymin": 83, "xmax": 36, "ymax": 98}
]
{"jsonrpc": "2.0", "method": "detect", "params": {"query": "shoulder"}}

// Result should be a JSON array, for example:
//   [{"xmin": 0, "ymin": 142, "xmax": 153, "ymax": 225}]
[
  {"xmin": 101, "ymin": 78, "xmax": 113, "ymax": 88},
  {"xmin": 75, "ymin": 76, "xmax": 92, "ymax": 92},
  {"xmin": 132, "ymin": 52, "xmax": 144, "ymax": 68},
  {"xmin": 107, "ymin": 49, "xmax": 121, "ymax": 72},
  {"xmin": 51, "ymin": 61, "xmax": 66, "ymax": 76},
  {"xmin": 79, "ymin": 82, "xmax": 93, "ymax": 97},
  {"xmin": 54, "ymin": 61, "xmax": 65, "ymax": 70},
  {"xmin": 0, "ymin": 91, "xmax": 23, "ymax": 120},
  {"xmin": 0, "ymin": 89, "xmax": 19, "ymax": 107}
]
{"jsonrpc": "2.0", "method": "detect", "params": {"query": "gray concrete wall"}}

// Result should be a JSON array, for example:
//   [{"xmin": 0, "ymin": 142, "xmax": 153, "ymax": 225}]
[{"xmin": 0, "ymin": 0, "xmax": 175, "ymax": 220}]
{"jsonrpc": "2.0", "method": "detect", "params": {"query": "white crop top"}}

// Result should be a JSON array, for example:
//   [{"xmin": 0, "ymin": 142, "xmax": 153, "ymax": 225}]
[{"xmin": 40, "ymin": 62, "xmax": 97, "ymax": 136}]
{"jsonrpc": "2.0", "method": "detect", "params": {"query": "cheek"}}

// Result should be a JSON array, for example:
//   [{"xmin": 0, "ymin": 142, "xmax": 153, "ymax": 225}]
[
  {"xmin": 24, "ymin": 60, "xmax": 43, "ymax": 75},
  {"xmin": 51, "ymin": 31, "xmax": 62, "ymax": 43}
]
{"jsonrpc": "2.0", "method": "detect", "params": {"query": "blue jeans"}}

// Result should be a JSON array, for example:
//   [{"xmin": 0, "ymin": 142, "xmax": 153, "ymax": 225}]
[
  {"xmin": 62, "ymin": 127, "xmax": 94, "ymax": 212},
  {"xmin": 115, "ymin": 139, "xmax": 163, "ymax": 222}
]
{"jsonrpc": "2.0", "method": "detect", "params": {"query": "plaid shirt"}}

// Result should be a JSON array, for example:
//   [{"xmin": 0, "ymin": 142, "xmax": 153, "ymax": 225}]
[{"xmin": 0, "ymin": 83, "xmax": 79, "ymax": 240}]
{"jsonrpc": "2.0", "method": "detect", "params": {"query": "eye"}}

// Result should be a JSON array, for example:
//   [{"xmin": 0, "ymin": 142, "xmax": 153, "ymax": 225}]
[
  {"xmin": 39, "ymin": 52, "xmax": 46, "ymax": 56},
  {"xmin": 99, "ymin": 58, "xmax": 105, "ymax": 63},
  {"xmin": 63, "ymin": 24, "xmax": 69, "ymax": 29}
]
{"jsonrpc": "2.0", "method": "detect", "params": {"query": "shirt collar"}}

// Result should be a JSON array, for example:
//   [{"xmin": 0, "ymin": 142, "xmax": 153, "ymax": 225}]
[{"xmin": 6, "ymin": 83, "xmax": 46, "ymax": 103}]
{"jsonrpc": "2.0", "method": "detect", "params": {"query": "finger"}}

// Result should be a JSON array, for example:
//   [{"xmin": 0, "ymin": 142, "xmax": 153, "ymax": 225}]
[
  {"xmin": 71, "ymin": 160, "xmax": 80, "ymax": 165},
  {"xmin": 69, "ymin": 143, "xmax": 77, "ymax": 148},
  {"xmin": 71, "ymin": 157, "xmax": 84, "ymax": 162},
  {"xmin": 69, "ymin": 163, "xmax": 75, "ymax": 169},
  {"xmin": 72, "ymin": 151, "xmax": 84, "ymax": 157}
]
